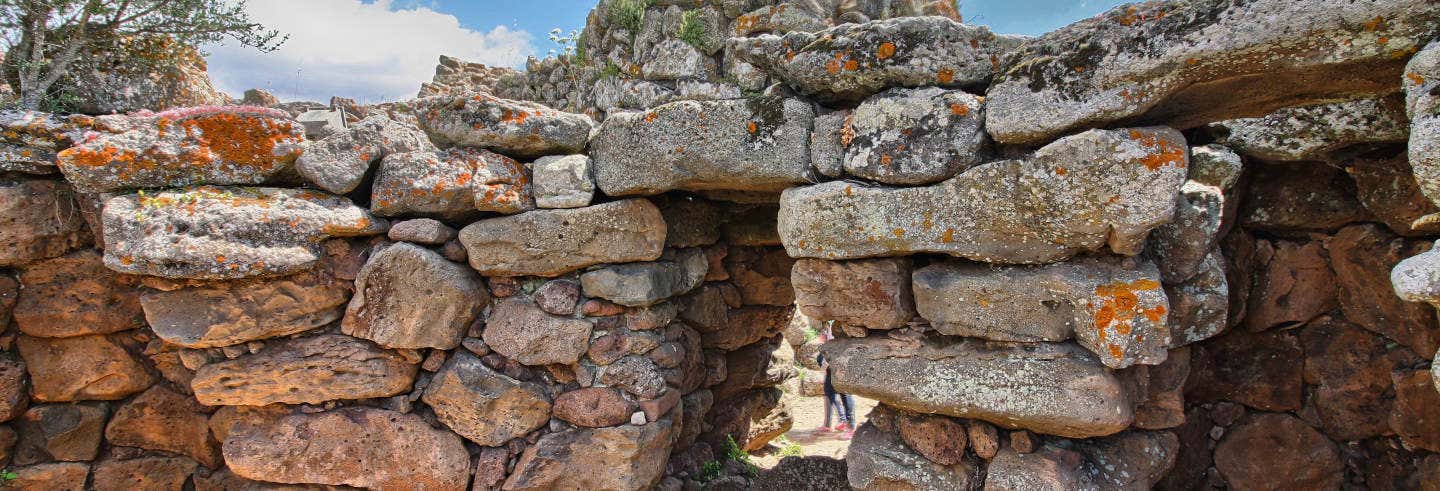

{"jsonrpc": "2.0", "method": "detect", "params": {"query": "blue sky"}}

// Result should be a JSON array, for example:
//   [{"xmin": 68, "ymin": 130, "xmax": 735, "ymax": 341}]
[{"xmin": 206, "ymin": 0, "xmax": 1130, "ymax": 103}]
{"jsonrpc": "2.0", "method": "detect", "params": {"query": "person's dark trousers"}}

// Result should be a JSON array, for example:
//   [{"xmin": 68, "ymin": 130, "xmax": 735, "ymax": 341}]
[{"xmin": 823, "ymin": 369, "xmax": 856, "ymax": 426}]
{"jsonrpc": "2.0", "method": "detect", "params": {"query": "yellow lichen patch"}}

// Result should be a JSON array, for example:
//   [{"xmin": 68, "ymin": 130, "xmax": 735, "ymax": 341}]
[
  {"xmin": 877, "ymin": 42, "xmax": 896, "ymax": 61},
  {"xmin": 839, "ymin": 114, "xmax": 856, "ymax": 147},
  {"xmin": 940, "ymin": 228, "xmax": 954, "ymax": 243},
  {"xmin": 644, "ymin": 112, "xmax": 658, "ymax": 123},
  {"xmin": 1363, "ymin": 15, "xmax": 1385, "ymax": 32},
  {"xmin": 892, "ymin": 228, "xmax": 905, "ymax": 238}
]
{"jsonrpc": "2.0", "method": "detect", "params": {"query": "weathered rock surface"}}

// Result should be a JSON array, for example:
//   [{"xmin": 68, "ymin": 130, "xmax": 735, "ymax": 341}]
[
  {"xmin": 1207, "ymin": 95, "xmax": 1410, "ymax": 161},
  {"xmin": 823, "ymin": 335, "xmax": 1131, "ymax": 438},
  {"xmin": 459, "ymin": 199, "xmax": 665, "ymax": 276},
  {"xmin": 579, "ymin": 248, "xmax": 707, "ymax": 307},
  {"xmin": 1300, "ymin": 317, "xmax": 1409, "ymax": 441},
  {"xmin": 848, "ymin": 418, "xmax": 973, "ymax": 490},
  {"xmin": 1328, "ymin": 225, "xmax": 1438, "ymax": 355},
  {"xmin": 224, "ymin": 407, "xmax": 471, "ymax": 490},
  {"xmin": 1188, "ymin": 329, "xmax": 1303, "ymax": 411},
  {"xmin": 56, "ymin": 107, "xmax": 305, "ymax": 192},
  {"xmin": 296, "ymin": 115, "xmax": 435, "ymax": 194},
  {"xmin": 985, "ymin": 0, "xmax": 1440, "ymax": 144},
  {"xmin": 4, "ymin": 462, "xmax": 90, "ymax": 490},
  {"xmin": 422, "ymin": 351, "xmax": 550, "ymax": 446},
  {"xmin": 731, "ymin": 16, "xmax": 1003, "ymax": 104},
  {"xmin": 705, "ymin": 387, "xmax": 793, "ymax": 452},
  {"xmin": 913, "ymin": 256, "xmax": 1170, "ymax": 368},
  {"xmin": 1214, "ymin": 413, "xmax": 1343, "ymax": 490},
  {"xmin": 553, "ymin": 387, "xmax": 633, "ymax": 428},
  {"xmin": 1390, "ymin": 369, "xmax": 1440, "ymax": 453},
  {"xmin": 503, "ymin": 420, "xmax": 674, "ymax": 491},
  {"xmin": 839, "ymin": 87, "xmax": 988, "ymax": 185},
  {"xmin": 779, "ymin": 127, "xmax": 1186, "ymax": 264},
  {"xmin": 1392, "ymin": 241, "xmax": 1440, "ymax": 310},
  {"xmin": 0, "ymin": 178, "xmax": 88, "ymax": 267},
  {"xmin": 371, "ymin": 147, "xmax": 533, "ymax": 219},
  {"xmin": 1188, "ymin": 144, "xmax": 1244, "ymax": 190},
  {"xmin": 13, "ymin": 249, "xmax": 143, "ymax": 338},
  {"xmin": 1164, "ymin": 250, "xmax": 1229, "ymax": 347},
  {"xmin": 482, "ymin": 297, "xmax": 593, "ymax": 365},
  {"xmin": 0, "ymin": 356, "xmax": 28, "ymax": 422},
  {"xmin": 1147, "ymin": 181, "xmax": 1224, "ymax": 284},
  {"xmin": 1240, "ymin": 163, "xmax": 1370, "ymax": 234},
  {"xmin": 91, "ymin": 456, "xmax": 198, "ymax": 491},
  {"xmin": 141, "ymin": 268, "xmax": 350, "ymax": 348},
  {"xmin": 1406, "ymin": 41, "xmax": 1440, "ymax": 207},
  {"xmin": 104, "ymin": 385, "xmax": 220, "ymax": 468},
  {"xmin": 342, "ymin": 243, "xmax": 486, "ymax": 350},
  {"xmin": 1245, "ymin": 239, "xmax": 1337, "ymax": 331},
  {"xmin": 532, "ymin": 154, "xmax": 594, "ymax": 209},
  {"xmin": 591, "ymin": 96, "xmax": 813, "ymax": 195},
  {"xmin": 17, "ymin": 333, "xmax": 154, "ymax": 402},
  {"xmin": 985, "ymin": 445, "xmax": 1089, "ymax": 490},
  {"xmin": 191, "ymin": 334, "xmax": 417, "ymax": 406},
  {"xmin": 416, "ymin": 93, "xmax": 593, "ymax": 158},
  {"xmin": 102, "ymin": 186, "xmax": 386, "ymax": 280},
  {"xmin": 792, "ymin": 258, "xmax": 914, "ymax": 330},
  {"xmin": 388, "ymin": 218, "xmax": 456, "ymax": 245},
  {"xmin": 14, "ymin": 403, "xmax": 107, "ymax": 463},
  {"xmin": 1345, "ymin": 154, "xmax": 1440, "ymax": 237}
]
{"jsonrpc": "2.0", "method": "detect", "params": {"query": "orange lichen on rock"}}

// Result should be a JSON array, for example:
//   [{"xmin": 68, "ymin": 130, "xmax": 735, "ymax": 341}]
[
  {"xmin": 877, "ymin": 42, "xmax": 896, "ymax": 60},
  {"xmin": 949, "ymin": 102, "xmax": 970, "ymax": 116},
  {"xmin": 1128, "ymin": 129, "xmax": 1185, "ymax": 171},
  {"xmin": 937, "ymin": 69, "xmax": 955, "ymax": 84},
  {"xmin": 1407, "ymin": 71, "xmax": 1426, "ymax": 85},
  {"xmin": 1091, "ymin": 278, "xmax": 1164, "ymax": 359},
  {"xmin": 179, "ymin": 112, "xmax": 303, "ymax": 169}
]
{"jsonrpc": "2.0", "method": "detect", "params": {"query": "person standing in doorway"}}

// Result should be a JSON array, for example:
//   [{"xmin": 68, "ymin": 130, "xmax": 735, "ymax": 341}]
[{"xmin": 816, "ymin": 322, "xmax": 856, "ymax": 440}]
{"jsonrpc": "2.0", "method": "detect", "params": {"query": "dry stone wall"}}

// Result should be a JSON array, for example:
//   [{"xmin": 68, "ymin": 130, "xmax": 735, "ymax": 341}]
[{"xmin": 1, "ymin": 0, "xmax": 1439, "ymax": 490}]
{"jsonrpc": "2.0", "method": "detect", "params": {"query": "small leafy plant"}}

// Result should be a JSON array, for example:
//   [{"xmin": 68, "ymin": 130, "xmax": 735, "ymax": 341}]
[
  {"xmin": 608, "ymin": 0, "xmax": 651, "ymax": 32},
  {"xmin": 1, "ymin": 469, "xmax": 18, "ymax": 482},
  {"xmin": 678, "ymin": 10, "xmax": 706, "ymax": 50}
]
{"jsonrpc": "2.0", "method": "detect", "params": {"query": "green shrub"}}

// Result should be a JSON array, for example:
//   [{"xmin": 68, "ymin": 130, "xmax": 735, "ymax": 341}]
[
  {"xmin": 678, "ymin": 10, "xmax": 706, "ymax": 50},
  {"xmin": 608, "ymin": 0, "xmax": 650, "ymax": 32}
]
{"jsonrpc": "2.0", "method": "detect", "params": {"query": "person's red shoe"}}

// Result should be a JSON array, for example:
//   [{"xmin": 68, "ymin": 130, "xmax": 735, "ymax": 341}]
[
  {"xmin": 840, "ymin": 429, "xmax": 854, "ymax": 440},
  {"xmin": 814, "ymin": 425, "xmax": 834, "ymax": 433},
  {"xmin": 834, "ymin": 423, "xmax": 850, "ymax": 432}
]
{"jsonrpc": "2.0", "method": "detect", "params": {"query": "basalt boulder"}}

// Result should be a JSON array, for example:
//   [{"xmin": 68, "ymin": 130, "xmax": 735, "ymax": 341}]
[
  {"xmin": 459, "ymin": 199, "xmax": 665, "ymax": 277},
  {"xmin": 56, "ymin": 107, "xmax": 305, "ymax": 193},
  {"xmin": 190, "ymin": 334, "xmax": 418, "ymax": 406},
  {"xmin": 985, "ymin": 0, "xmax": 1440, "ymax": 144},
  {"xmin": 779, "ymin": 127, "xmax": 1186, "ymax": 264},
  {"xmin": 342, "ymin": 243, "xmax": 487, "ymax": 350},
  {"xmin": 415, "ymin": 93, "xmax": 593, "ymax": 158},
  {"xmin": 730, "ymin": 16, "xmax": 1004, "ymax": 104},
  {"xmin": 591, "ymin": 96, "xmax": 814, "ymax": 195},
  {"xmin": 296, "ymin": 115, "xmax": 435, "ymax": 194},
  {"xmin": 421, "ymin": 351, "xmax": 551, "ymax": 446},
  {"xmin": 1207, "ymin": 95, "xmax": 1409, "ymax": 162},
  {"xmin": 101, "ymin": 186, "xmax": 386, "ymax": 280}
]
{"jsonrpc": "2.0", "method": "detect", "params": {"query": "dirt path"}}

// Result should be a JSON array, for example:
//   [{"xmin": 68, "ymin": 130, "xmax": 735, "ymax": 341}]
[{"xmin": 754, "ymin": 389, "xmax": 878, "ymax": 468}]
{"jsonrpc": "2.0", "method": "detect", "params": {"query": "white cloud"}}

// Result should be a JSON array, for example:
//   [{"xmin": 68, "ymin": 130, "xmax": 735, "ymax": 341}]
[{"xmin": 204, "ymin": 0, "xmax": 534, "ymax": 104}]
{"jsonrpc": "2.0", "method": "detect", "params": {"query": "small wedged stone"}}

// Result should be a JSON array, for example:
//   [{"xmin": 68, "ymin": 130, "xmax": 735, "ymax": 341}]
[
  {"xmin": 387, "ymin": 218, "xmax": 456, "ymax": 245},
  {"xmin": 985, "ymin": 0, "xmax": 1440, "ymax": 144},
  {"xmin": 91, "ymin": 456, "xmax": 198, "ymax": 491},
  {"xmin": 371, "ymin": 147, "xmax": 533, "ymax": 219},
  {"xmin": 17, "ymin": 333, "xmax": 154, "ymax": 402},
  {"xmin": 532, "ymin": 154, "xmax": 594, "ymax": 209},
  {"xmin": 416, "ymin": 93, "xmax": 593, "ymax": 158},
  {"xmin": 14, "ymin": 403, "xmax": 107, "ymax": 463},
  {"xmin": 839, "ymin": 87, "xmax": 988, "ymax": 185},
  {"xmin": 421, "ymin": 351, "xmax": 550, "ymax": 446},
  {"xmin": 847, "ymin": 409, "xmax": 973, "ymax": 491},
  {"xmin": 0, "ymin": 356, "xmax": 27, "ymax": 422},
  {"xmin": 296, "ymin": 115, "xmax": 435, "ymax": 194},
  {"xmin": 1146, "ymin": 181, "xmax": 1224, "ymax": 284},
  {"xmin": 1207, "ymin": 95, "xmax": 1410, "ymax": 161},
  {"xmin": 1164, "ymin": 250, "xmax": 1229, "ymax": 348},
  {"xmin": 985, "ymin": 430, "xmax": 1179, "ymax": 490},
  {"xmin": 591, "ymin": 96, "xmax": 813, "ymax": 196},
  {"xmin": 56, "ymin": 107, "xmax": 305, "ymax": 192},
  {"xmin": 482, "ymin": 297, "xmax": 593, "ymax": 365},
  {"xmin": 823, "ymin": 335, "xmax": 1132, "ymax": 438},
  {"xmin": 579, "ymin": 248, "xmax": 707, "ymax": 307},
  {"xmin": 553, "ymin": 387, "xmax": 633, "ymax": 428},
  {"xmin": 792, "ymin": 257, "xmax": 914, "ymax": 330},
  {"xmin": 502, "ymin": 420, "xmax": 675, "ymax": 491},
  {"xmin": 1405, "ymin": 41, "xmax": 1440, "ymax": 207},
  {"xmin": 224, "ymin": 407, "xmax": 471, "ymax": 490},
  {"xmin": 104, "ymin": 385, "xmax": 221, "ymax": 468},
  {"xmin": 459, "ymin": 198, "xmax": 666, "ymax": 277},
  {"xmin": 14, "ymin": 249, "xmax": 143, "ymax": 338},
  {"xmin": 0, "ymin": 178, "xmax": 88, "ymax": 268},
  {"xmin": 141, "ymin": 267, "xmax": 350, "ymax": 348},
  {"xmin": 730, "ymin": 16, "xmax": 1003, "ymax": 104},
  {"xmin": 342, "ymin": 243, "xmax": 487, "ymax": 350},
  {"xmin": 913, "ymin": 256, "xmax": 1171, "ymax": 369},
  {"xmin": 779, "ymin": 127, "xmax": 1187, "ymax": 264},
  {"xmin": 1214, "ymin": 413, "xmax": 1343, "ymax": 490},
  {"xmin": 102, "ymin": 186, "xmax": 386, "ymax": 280},
  {"xmin": 1188, "ymin": 144, "xmax": 1243, "ymax": 190},
  {"xmin": 190, "ymin": 334, "xmax": 418, "ymax": 406}
]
